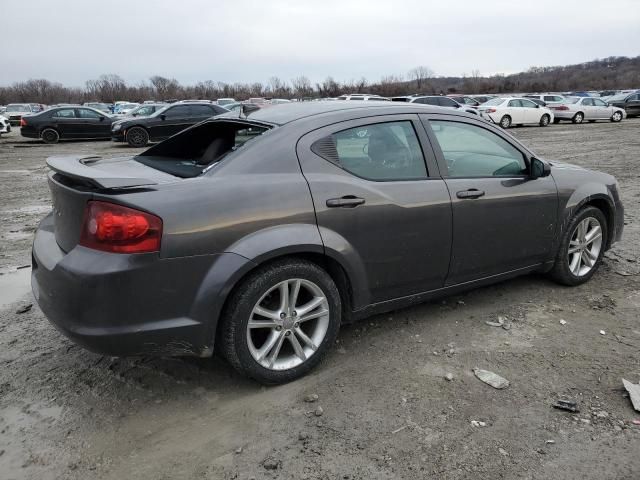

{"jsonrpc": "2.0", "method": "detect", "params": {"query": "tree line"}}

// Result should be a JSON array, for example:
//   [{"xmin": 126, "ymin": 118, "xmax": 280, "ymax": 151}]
[{"xmin": 1, "ymin": 56, "xmax": 638, "ymax": 105}]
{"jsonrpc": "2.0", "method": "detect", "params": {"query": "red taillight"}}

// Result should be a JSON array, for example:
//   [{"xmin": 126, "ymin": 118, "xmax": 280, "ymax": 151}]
[
  {"xmin": 79, "ymin": 201, "xmax": 162, "ymax": 253},
  {"xmin": 20, "ymin": 118, "xmax": 27, "ymax": 127},
  {"xmin": 553, "ymin": 105, "xmax": 569, "ymax": 111},
  {"xmin": 486, "ymin": 108, "xmax": 496, "ymax": 113}
]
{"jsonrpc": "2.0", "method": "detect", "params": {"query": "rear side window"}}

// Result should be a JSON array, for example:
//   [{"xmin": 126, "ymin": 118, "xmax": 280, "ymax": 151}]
[
  {"xmin": 439, "ymin": 97, "xmax": 458, "ymax": 107},
  {"xmin": 191, "ymin": 105, "xmax": 215, "ymax": 116},
  {"xmin": 53, "ymin": 109, "xmax": 76, "ymax": 118},
  {"xmin": 430, "ymin": 121, "xmax": 526, "ymax": 177},
  {"xmin": 312, "ymin": 121, "xmax": 427, "ymax": 181}
]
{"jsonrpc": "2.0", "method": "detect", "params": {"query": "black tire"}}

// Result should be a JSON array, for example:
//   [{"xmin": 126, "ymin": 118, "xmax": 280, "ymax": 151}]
[
  {"xmin": 218, "ymin": 258, "xmax": 341, "ymax": 384},
  {"xmin": 611, "ymin": 111, "xmax": 623, "ymax": 123},
  {"xmin": 553, "ymin": 118, "xmax": 560, "ymax": 124},
  {"xmin": 41, "ymin": 128, "xmax": 59, "ymax": 144},
  {"xmin": 539, "ymin": 114, "xmax": 550, "ymax": 127},
  {"xmin": 499, "ymin": 115, "xmax": 512, "ymax": 128},
  {"xmin": 126, "ymin": 126, "xmax": 149, "ymax": 147},
  {"xmin": 549, "ymin": 206, "xmax": 608, "ymax": 286},
  {"xmin": 6, "ymin": 125, "xmax": 10, "ymax": 133},
  {"xmin": 572, "ymin": 112, "xmax": 584, "ymax": 124}
]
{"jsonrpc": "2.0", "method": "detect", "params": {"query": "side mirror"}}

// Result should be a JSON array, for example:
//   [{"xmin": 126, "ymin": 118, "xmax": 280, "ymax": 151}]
[
  {"xmin": 99, "ymin": 116, "xmax": 105, "ymax": 121},
  {"xmin": 160, "ymin": 114, "xmax": 166, "ymax": 120},
  {"xmin": 530, "ymin": 157, "xmax": 551, "ymax": 179}
]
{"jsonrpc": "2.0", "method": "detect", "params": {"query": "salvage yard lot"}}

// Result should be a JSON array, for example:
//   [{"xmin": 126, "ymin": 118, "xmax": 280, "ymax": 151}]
[{"xmin": 1, "ymin": 120, "xmax": 639, "ymax": 480}]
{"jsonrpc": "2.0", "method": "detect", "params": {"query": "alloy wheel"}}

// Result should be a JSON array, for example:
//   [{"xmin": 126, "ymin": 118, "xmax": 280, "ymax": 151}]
[
  {"xmin": 567, "ymin": 217, "xmax": 603, "ymax": 277},
  {"xmin": 612, "ymin": 112, "xmax": 622, "ymax": 122},
  {"xmin": 246, "ymin": 278, "xmax": 330, "ymax": 370}
]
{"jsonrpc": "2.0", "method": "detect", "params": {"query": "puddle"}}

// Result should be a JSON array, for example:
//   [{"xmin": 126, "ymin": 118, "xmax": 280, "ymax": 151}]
[{"xmin": 0, "ymin": 268, "xmax": 32, "ymax": 308}]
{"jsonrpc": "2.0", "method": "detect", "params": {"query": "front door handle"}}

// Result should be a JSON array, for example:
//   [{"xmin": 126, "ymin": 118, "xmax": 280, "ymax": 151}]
[
  {"xmin": 456, "ymin": 189, "xmax": 485, "ymax": 199},
  {"xmin": 326, "ymin": 196, "xmax": 366, "ymax": 208}
]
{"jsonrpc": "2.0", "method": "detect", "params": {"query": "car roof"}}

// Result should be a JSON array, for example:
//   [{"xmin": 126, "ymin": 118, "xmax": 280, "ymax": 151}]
[{"xmin": 221, "ymin": 101, "xmax": 469, "ymax": 126}]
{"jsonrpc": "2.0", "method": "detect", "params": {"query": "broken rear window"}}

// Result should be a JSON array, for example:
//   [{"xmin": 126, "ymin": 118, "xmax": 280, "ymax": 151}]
[{"xmin": 135, "ymin": 120, "xmax": 271, "ymax": 178}]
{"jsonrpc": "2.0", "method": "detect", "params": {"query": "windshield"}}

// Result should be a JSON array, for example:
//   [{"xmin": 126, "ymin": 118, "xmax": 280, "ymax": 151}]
[
  {"xmin": 136, "ymin": 120, "xmax": 271, "ymax": 178},
  {"xmin": 606, "ymin": 93, "xmax": 629, "ymax": 101},
  {"xmin": 483, "ymin": 98, "xmax": 505, "ymax": 106},
  {"xmin": 6, "ymin": 105, "xmax": 30, "ymax": 112}
]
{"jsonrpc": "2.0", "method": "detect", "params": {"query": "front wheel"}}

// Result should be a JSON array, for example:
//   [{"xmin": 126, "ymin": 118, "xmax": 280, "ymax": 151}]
[
  {"xmin": 539, "ymin": 114, "xmax": 550, "ymax": 127},
  {"xmin": 611, "ymin": 111, "xmax": 623, "ymax": 122},
  {"xmin": 219, "ymin": 259, "xmax": 341, "ymax": 384},
  {"xmin": 126, "ymin": 127, "xmax": 149, "ymax": 147},
  {"xmin": 499, "ymin": 115, "xmax": 512, "ymax": 128},
  {"xmin": 549, "ymin": 206, "xmax": 607, "ymax": 286}
]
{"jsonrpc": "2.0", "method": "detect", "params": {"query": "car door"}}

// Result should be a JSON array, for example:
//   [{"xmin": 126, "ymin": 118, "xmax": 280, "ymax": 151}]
[
  {"xmin": 519, "ymin": 98, "xmax": 541, "ymax": 123},
  {"xmin": 75, "ymin": 108, "xmax": 110, "ymax": 138},
  {"xmin": 153, "ymin": 105, "xmax": 192, "ymax": 139},
  {"xmin": 420, "ymin": 114, "xmax": 558, "ymax": 285},
  {"xmin": 297, "ymin": 115, "xmax": 452, "ymax": 305},
  {"xmin": 50, "ymin": 108, "xmax": 82, "ymax": 138},
  {"xmin": 506, "ymin": 99, "xmax": 524, "ymax": 123},
  {"xmin": 591, "ymin": 98, "xmax": 610, "ymax": 119},
  {"xmin": 580, "ymin": 98, "xmax": 596, "ymax": 119},
  {"xmin": 625, "ymin": 94, "xmax": 640, "ymax": 116}
]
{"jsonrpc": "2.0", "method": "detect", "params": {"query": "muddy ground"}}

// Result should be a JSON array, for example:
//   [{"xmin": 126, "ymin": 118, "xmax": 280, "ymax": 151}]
[{"xmin": 0, "ymin": 119, "xmax": 639, "ymax": 480}]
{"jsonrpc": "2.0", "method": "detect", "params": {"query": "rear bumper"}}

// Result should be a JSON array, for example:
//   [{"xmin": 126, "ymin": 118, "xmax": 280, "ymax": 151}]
[
  {"xmin": 20, "ymin": 127, "xmax": 39, "ymax": 139},
  {"xmin": 32, "ymin": 213, "xmax": 253, "ymax": 357}
]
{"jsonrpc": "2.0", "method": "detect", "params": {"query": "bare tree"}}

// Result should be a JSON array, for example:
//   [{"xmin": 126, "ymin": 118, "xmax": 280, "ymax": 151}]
[
  {"xmin": 408, "ymin": 66, "xmax": 434, "ymax": 91},
  {"xmin": 291, "ymin": 75, "xmax": 313, "ymax": 99}
]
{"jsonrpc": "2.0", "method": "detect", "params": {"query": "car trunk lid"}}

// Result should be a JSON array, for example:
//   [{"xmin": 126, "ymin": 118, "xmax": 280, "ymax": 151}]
[{"xmin": 47, "ymin": 155, "xmax": 177, "ymax": 252}]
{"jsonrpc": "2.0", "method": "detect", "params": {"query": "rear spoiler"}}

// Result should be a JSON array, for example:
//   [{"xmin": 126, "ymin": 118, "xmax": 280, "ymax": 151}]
[{"xmin": 46, "ymin": 155, "xmax": 158, "ymax": 189}]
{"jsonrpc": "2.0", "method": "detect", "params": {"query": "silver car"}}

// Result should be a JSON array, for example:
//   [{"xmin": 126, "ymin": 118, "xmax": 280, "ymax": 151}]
[{"xmin": 548, "ymin": 97, "xmax": 626, "ymax": 124}]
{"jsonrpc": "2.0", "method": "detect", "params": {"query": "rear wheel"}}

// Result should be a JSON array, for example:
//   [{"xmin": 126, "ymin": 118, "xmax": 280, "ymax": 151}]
[
  {"xmin": 499, "ymin": 115, "xmax": 512, "ymax": 128},
  {"xmin": 219, "ymin": 259, "xmax": 341, "ymax": 384},
  {"xmin": 572, "ymin": 112, "xmax": 584, "ymax": 124},
  {"xmin": 539, "ymin": 114, "xmax": 550, "ymax": 127},
  {"xmin": 126, "ymin": 127, "xmax": 149, "ymax": 147},
  {"xmin": 611, "ymin": 111, "xmax": 623, "ymax": 122},
  {"xmin": 549, "ymin": 206, "xmax": 607, "ymax": 286},
  {"xmin": 41, "ymin": 128, "xmax": 59, "ymax": 144}
]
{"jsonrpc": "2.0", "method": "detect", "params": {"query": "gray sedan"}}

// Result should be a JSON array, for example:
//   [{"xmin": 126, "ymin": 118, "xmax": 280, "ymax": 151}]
[
  {"xmin": 549, "ymin": 96, "xmax": 626, "ymax": 124},
  {"xmin": 32, "ymin": 102, "xmax": 624, "ymax": 384}
]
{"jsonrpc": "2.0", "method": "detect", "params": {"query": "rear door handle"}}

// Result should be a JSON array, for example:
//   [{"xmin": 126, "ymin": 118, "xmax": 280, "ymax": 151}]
[
  {"xmin": 456, "ymin": 189, "xmax": 485, "ymax": 199},
  {"xmin": 326, "ymin": 196, "xmax": 365, "ymax": 208}
]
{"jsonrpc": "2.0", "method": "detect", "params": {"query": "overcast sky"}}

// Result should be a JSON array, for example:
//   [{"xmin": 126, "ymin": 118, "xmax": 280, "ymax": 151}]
[{"xmin": 3, "ymin": 0, "xmax": 639, "ymax": 87}]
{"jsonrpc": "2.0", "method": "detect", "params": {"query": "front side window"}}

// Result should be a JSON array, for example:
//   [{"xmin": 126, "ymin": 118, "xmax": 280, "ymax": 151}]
[
  {"xmin": 77, "ymin": 108, "xmax": 101, "ymax": 119},
  {"xmin": 53, "ymin": 109, "xmax": 76, "ymax": 118},
  {"xmin": 430, "ymin": 120, "xmax": 526, "ymax": 178},
  {"xmin": 312, "ymin": 121, "xmax": 427, "ymax": 181},
  {"xmin": 165, "ymin": 105, "xmax": 190, "ymax": 117}
]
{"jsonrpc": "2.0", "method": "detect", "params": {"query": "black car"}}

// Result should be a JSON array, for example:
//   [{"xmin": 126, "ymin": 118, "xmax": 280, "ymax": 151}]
[
  {"xmin": 33, "ymin": 102, "xmax": 623, "ymax": 384},
  {"xmin": 111, "ymin": 101, "xmax": 228, "ymax": 147},
  {"xmin": 20, "ymin": 106, "xmax": 114, "ymax": 143},
  {"xmin": 607, "ymin": 92, "xmax": 640, "ymax": 117}
]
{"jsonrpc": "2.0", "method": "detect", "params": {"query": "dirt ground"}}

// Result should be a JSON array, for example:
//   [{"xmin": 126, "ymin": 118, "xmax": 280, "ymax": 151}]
[{"xmin": 0, "ymin": 118, "xmax": 639, "ymax": 480}]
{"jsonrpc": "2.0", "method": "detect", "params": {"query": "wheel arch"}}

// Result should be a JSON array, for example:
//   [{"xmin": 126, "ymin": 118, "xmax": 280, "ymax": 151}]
[
  {"xmin": 192, "ymin": 224, "xmax": 367, "ymax": 354},
  {"xmin": 562, "ymin": 190, "xmax": 616, "ymax": 250}
]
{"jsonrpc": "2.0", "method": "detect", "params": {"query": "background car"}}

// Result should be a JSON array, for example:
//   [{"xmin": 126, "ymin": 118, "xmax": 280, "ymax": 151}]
[
  {"xmin": 524, "ymin": 94, "xmax": 566, "ymax": 104},
  {"xmin": 469, "ymin": 95, "xmax": 496, "ymax": 104},
  {"xmin": 607, "ymin": 92, "xmax": 640, "ymax": 117},
  {"xmin": 393, "ymin": 95, "xmax": 478, "ymax": 114},
  {"xmin": 447, "ymin": 95, "xmax": 480, "ymax": 108},
  {"xmin": 32, "ymin": 102, "xmax": 623, "ymax": 384},
  {"xmin": 216, "ymin": 98, "xmax": 236, "ymax": 106},
  {"xmin": 478, "ymin": 97, "xmax": 554, "ymax": 128},
  {"xmin": 337, "ymin": 94, "xmax": 391, "ymax": 101},
  {"xmin": 4, "ymin": 103, "xmax": 37, "ymax": 125},
  {"xmin": 0, "ymin": 114, "xmax": 10, "ymax": 134},
  {"xmin": 113, "ymin": 103, "xmax": 165, "ymax": 118},
  {"xmin": 548, "ymin": 97, "xmax": 626, "ymax": 123},
  {"xmin": 20, "ymin": 106, "xmax": 114, "ymax": 143},
  {"xmin": 113, "ymin": 102, "xmax": 140, "ymax": 115},
  {"xmin": 111, "ymin": 101, "xmax": 228, "ymax": 147},
  {"xmin": 83, "ymin": 102, "xmax": 112, "ymax": 114}
]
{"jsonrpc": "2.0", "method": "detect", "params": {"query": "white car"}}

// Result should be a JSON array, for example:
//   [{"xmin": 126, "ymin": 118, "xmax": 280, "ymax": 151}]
[
  {"xmin": 548, "ymin": 97, "xmax": 626, "ymax": 124},
  {"xmin": 0, "ymin": 115, "xmax": 10, "ymax": 134},
  {"xmin": 523, "ymin": 93, "xmax": 566, "ymax": 105},
  {"xmin": 337, "ymin": 94, "xmax": 391, "ymax": 101},
  {"xmin": 478, "ymin": 97, "xmax": 554, "ymax": 128}
]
